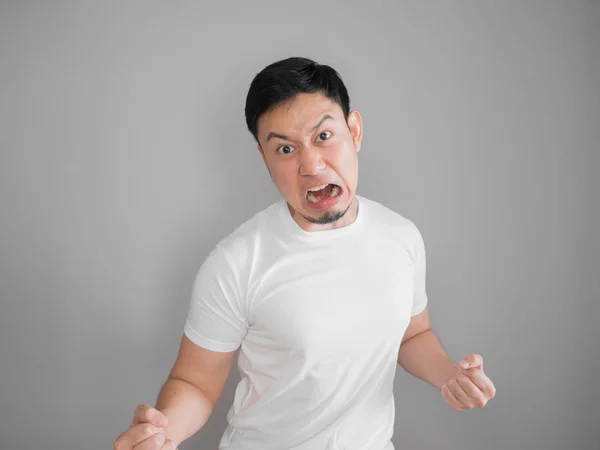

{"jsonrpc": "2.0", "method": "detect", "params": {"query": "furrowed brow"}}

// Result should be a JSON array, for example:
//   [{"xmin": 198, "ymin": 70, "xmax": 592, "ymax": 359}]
[
  {"xmin": 265, "ymin": 114, "xmax": 333, "ymax": 142},
  {"xmin": 266, "ymin": 132, "xmax": 291, "ymax": 142},
  {"xmin": 311, "ymin": 114, "xmax": 333, "ymax": 133}
]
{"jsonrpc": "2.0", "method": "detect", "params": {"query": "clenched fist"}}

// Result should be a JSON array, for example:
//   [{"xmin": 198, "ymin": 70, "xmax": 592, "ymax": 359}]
[
  {"xmin": 114, "ymin": 404, "xmax": 177, "ymax": 450},
  {"xmin": 441, "ymin": 354, "xmax": 496, "ymax": 410}
]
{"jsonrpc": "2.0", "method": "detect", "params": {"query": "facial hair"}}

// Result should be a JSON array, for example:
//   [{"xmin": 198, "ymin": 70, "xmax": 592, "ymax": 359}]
[{"xmin": 301, "ymin": 203, "xmax": 352, "ymax": 225}]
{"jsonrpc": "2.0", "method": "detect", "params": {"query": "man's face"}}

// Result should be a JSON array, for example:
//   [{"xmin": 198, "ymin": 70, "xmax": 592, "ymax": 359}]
[{"xmin": 256, "ymin": 92, "xmax": 363, "ymax": 228}]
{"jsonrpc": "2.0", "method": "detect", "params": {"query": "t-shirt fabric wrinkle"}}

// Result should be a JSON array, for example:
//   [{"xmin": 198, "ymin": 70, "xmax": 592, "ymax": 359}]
[{"xmin": 184, "ymin": 195, "xmax": 428, "ymax": 450}]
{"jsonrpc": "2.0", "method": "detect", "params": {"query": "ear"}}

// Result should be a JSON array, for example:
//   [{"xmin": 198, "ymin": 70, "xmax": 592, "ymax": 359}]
[{"xmin": 347, "ymin": 110, "xmax": 363, "ymax": 153}]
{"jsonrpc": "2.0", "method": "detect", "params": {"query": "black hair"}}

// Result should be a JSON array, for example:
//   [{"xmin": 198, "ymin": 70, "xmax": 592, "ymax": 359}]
[{"xmin": 244, "ymin": 57, "xmax": 351, "ymax": 143}]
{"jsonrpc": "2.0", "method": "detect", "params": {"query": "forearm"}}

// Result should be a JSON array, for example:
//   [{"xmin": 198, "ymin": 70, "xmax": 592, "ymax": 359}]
[
  {"xmin": 155, "ymin": 377, "xmax": 214, "ymax": 447},
  {"xmin": 397, "ymin": 329, "xmax": 459, "ymax": 390}
]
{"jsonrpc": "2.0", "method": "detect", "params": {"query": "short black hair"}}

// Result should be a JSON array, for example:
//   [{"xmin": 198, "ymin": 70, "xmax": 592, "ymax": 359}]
[{"xmin": 244, "ymin": 57, "xmax": 351, "ymax": 143}]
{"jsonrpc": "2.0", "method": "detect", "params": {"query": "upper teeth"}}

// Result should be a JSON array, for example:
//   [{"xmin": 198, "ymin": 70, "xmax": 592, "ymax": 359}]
[{"xmin": 308, "ymin": 184, "xmax": 330, "ymax": 192}]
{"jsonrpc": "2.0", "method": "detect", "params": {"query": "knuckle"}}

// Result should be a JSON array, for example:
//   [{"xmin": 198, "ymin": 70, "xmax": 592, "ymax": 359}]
[
  {"xmin": 153, "ymin": 433, "xmax": 166, "ymax": 447},
  {"xmin": 143, "ymin": 424, "xmax": 156, "ymax": 438}
]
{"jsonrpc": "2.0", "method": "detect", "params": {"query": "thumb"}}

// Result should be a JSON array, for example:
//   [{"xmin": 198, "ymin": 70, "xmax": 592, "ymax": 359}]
[
  {"xmin": 132, "ymin": 404, "xmax": 169, "ymax": 427},
  {"xmin": 458, "ymin": 354, "xmax": 483, "ymax": 370}
]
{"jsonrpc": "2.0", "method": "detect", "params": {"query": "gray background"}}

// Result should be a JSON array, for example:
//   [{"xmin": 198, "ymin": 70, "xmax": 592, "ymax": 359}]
[{"xmin": 1, "ymin": 1, "xmax": 598, "ymax": 450}]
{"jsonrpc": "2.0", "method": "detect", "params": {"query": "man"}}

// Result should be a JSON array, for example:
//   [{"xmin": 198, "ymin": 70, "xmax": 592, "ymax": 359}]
[{"xmin": 114, "ymin": 57, "xmax": 496, "ymax": 450}]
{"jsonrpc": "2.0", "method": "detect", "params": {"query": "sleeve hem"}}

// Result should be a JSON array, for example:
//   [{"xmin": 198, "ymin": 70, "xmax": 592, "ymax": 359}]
[
  {"xmin": 183, "ymin": 321, "xmax": 241, "ymax": 352},
  {"xmin": 411, "ymin": 296, "xmax": 428, "ymax": 316}
]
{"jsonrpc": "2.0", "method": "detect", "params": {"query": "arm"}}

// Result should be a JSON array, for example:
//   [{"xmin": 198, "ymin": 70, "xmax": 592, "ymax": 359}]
[
  {"xmin": 155, "ymin": 333, "xmax": 237, "ymax": 447},
  {"xmin": 397, "ymin": 306, "xmax": 497, "ymax": 410},
  {"xmin": 398, "ymin": 223, "xmax": 495, "ymax": 408},
  {"xmin": 397, "ymin": 306, "xmax": 458, "ymax": 390}
]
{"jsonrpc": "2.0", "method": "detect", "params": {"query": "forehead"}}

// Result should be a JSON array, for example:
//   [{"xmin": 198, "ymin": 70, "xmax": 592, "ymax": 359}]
[{"xmin": 257, "ymin": 92, "xmax": 343, "ymax": 139}]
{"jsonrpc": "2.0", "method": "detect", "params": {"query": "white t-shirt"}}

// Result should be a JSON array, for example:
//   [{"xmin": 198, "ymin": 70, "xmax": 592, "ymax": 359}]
[{"xmin": 184, "ymin": 195, "xmax": 428, "ymax": 450}]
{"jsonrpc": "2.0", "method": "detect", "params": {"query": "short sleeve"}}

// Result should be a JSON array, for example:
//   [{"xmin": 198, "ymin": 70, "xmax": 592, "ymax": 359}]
[
  {"xmin": 183, "ymin": 244, "xmax": 248, "ymax": 352},
  {"xmin": 409, "ymin": 222, "xmax": 428, "ymax": 316}
]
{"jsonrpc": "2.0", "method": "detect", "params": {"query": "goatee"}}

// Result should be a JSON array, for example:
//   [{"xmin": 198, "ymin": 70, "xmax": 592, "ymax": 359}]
[{"xmin": 302, "ymin": 204, "xmax": 351, "ymax": 225}]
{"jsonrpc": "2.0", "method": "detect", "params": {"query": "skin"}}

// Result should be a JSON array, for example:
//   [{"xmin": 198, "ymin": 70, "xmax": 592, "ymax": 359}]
[
  {"xmin": 114, "ymin": 90, "xmax": 496, "ymax": 450},
  {"xmin": 257, "ymin": 91, "xmax": 496, "ymax": 410},
  {"xmin": 400, "ymin": 308, "xmax": 497, "ymax": 410},
  {"xmin": 256, "ymin": 92, "xmax": 363, "ymax": 232}
]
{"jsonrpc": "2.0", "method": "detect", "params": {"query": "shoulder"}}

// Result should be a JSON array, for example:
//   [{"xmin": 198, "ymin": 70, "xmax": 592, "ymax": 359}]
[
  {"xmin": 208, "ymin": 201, "xmax": 279, "ymax": 267},
  {"xmin": 359, "ymin": 195, "xmax": 421, "ymax": 235},
  {"xmin": 359, "ymin": 195, "xmax": 426, "ymax": 261}
]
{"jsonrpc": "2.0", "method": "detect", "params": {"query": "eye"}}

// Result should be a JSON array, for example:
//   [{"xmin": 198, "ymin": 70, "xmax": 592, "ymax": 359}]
[
  {"xmin": 317, "ymin": 131, "xmax": 332, "ymax": 142},
  {"xmin": 277, "ymin": 144, "xmax": 294, "ymax": 155}
]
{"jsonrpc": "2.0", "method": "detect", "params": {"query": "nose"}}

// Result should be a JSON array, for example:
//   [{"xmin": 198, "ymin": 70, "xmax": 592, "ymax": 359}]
[{"xmin": 299, "ymin": 146, "xmax": 326, "ymax": 176}]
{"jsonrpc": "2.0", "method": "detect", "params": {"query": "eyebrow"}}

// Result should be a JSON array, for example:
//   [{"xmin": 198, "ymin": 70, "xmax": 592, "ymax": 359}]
[{"xmin": 265, "ymin": 114, "xmax": 334, "ymax": 142}]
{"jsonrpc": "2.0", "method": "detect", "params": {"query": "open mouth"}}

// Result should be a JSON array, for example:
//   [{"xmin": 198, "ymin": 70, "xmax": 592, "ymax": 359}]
[{"xmin": 306, "ymin": 183, "xmax": 342, "ymax": 204}]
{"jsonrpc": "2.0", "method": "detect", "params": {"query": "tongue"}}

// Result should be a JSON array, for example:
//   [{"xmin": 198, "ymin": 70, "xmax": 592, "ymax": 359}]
[{"xmin": 311, "ymin": 184, "xmax": 334, "ymax": 199}]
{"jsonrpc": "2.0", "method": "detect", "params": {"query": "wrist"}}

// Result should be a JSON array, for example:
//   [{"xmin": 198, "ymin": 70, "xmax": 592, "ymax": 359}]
[
  {"xmin": 156, "ymin": 407, "xmax": 180, "ymax": 447},
  {"xmin": 436, "ymin": 359, "xmax": 461, "ymax": 390}
]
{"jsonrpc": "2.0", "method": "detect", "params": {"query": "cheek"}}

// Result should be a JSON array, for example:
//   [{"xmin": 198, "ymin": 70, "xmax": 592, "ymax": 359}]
[
  {"xmin": 271, "ymin": 164, "xmax": 299, "ymax": 192},
  {"xmin": 330, "ymin": 144, "xmax": 358, "ymax": 182}
]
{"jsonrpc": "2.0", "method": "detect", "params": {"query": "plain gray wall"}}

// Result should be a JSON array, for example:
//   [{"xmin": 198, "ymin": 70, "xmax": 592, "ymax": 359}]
[{"xmin": 1, "ymin": 2, "xmax": 598, "ymax": 450}]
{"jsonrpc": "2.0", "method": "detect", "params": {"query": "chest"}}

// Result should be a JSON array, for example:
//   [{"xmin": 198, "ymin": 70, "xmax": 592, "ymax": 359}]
[{"xmin": 246, "ymin": 239, "xmax": 415, "ymax": 358}]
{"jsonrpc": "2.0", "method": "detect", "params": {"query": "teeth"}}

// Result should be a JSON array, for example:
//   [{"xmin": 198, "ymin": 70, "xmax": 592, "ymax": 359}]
[
  {"xmin": 307, "ymin": 185, "xmax": 340, "ymax": 203},
  {"xmin": 307, "ymin": 183, "xmax": 329, "ymax": 192}
]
